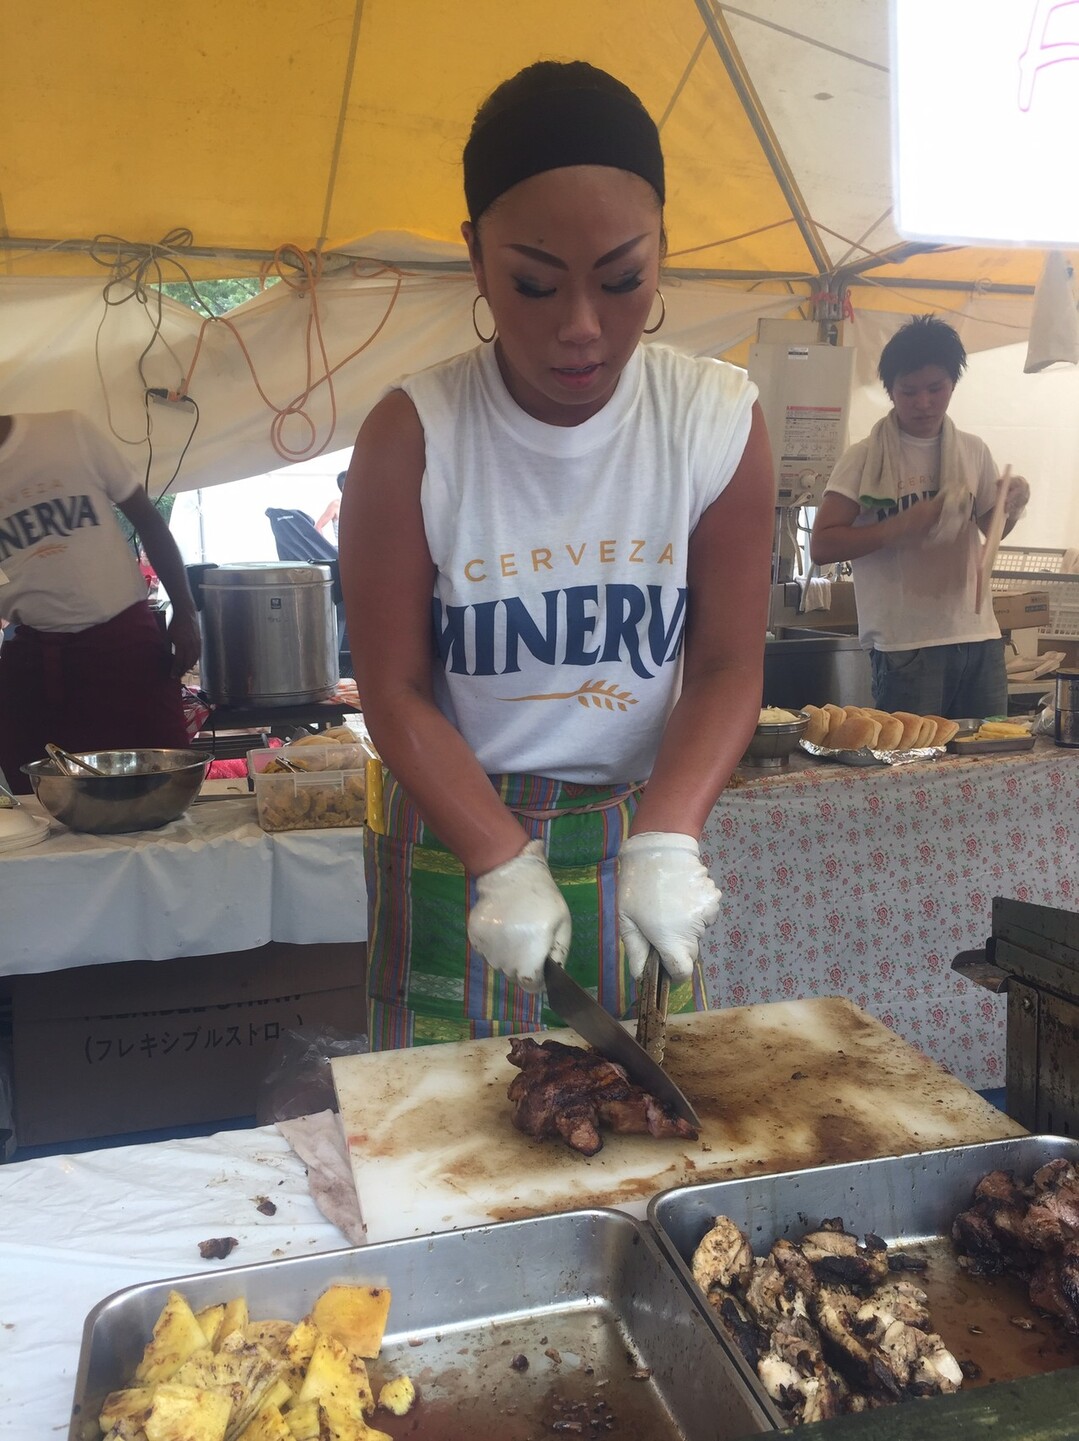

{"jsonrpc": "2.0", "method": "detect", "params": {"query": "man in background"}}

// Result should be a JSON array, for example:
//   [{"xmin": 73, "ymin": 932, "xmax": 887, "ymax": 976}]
[{"xmin": 811, "ymin": 316, "xmax": 1029, "ymax": 720}]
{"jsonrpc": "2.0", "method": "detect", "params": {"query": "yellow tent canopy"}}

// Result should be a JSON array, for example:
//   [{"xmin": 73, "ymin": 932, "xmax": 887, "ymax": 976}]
[
  {"xmin": 0, "ymin": 1, "xmax": 1069, "ymax": 494},
  {"xmin": 1, "ymin": 0, "xmax": 1050, "ymax": 297}
]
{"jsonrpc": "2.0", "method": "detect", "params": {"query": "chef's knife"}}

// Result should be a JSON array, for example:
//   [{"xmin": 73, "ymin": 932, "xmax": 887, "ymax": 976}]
[{"xmin": 543, "ymin": 957, "xmax": 702, "ymax": 1129}]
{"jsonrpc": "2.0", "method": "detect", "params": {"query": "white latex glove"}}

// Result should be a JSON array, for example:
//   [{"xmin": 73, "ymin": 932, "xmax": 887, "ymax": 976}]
[
  {"xmin": 1003, "ymin": 473, "xmax": 1030, "ymax": 523},
  {"xmin": 467, "ymin": 839, "xmax": 571, "ymax": 994},
  {"xmin": 618, "ymin": 832, "xmax": 722, "ymax": 984}
]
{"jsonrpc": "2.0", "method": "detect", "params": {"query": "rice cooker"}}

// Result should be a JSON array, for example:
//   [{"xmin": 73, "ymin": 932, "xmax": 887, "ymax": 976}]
[{"xmin": 192, "ymin": 562, "xmax": 340, "ymax": 707}]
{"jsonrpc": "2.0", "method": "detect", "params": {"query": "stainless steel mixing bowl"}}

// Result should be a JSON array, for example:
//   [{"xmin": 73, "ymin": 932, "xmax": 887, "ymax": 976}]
[
  {"xmin": 740, "ymin": 711, "xmax": 809, "ymax": 768},
  {"xmin": 21, "ymin": 748, "xmax": 208, "ymax": 833}
]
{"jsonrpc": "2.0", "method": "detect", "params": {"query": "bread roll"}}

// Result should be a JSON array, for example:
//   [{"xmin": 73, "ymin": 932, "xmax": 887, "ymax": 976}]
[
  {"xmin": 892, "ymin": 712, "xmax": 924, "ymax": 749},
  {"xmin": 915, "ymin": 717, "xmax": 938, "ymax": 747},
  {"xmin": 875, "ymin": 716, "xmax": 904, "ymax": 750},
  {"xmin": 802, "ymin": 705, "xmax": 829, "ymax": 746},
  {"xmin": 830, "ymin": 714, "xmax": 881, "ymax": 750},
  {"xmin": 822, "ymin": 703, "xmax": 847, "ymax": 739},
  {"xmin": 925, "ymin": 715, "xmax": 960, "ymax": 746}
]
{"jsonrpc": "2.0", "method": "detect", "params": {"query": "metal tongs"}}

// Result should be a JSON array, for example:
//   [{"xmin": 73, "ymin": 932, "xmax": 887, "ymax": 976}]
[
  {"xmin": 45, "ymin": 742, "xmax": 107, "ymax": 777},
  {"xmin": 635, "ymin": 945, "xmax": 671, "ymax": 1063}
]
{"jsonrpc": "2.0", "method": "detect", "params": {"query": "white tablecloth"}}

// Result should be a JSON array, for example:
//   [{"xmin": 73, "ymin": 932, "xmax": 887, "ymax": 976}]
[
  {"xmin": 0, "ymin": 798, "xmax": 367, "ymax": 975},
  {"xmin": 0, "ymin": 1125, "xmax": 341, "ymax": 1441},
  {"xmin": 701, "ymin": 743, "xmax": 1079, "ymax": 1091}
]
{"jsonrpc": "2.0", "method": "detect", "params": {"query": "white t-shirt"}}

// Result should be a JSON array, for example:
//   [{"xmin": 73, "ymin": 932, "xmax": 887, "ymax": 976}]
[
  {"xmin": 0, "ymin": 411, "xmax": 147, "ymax": 631},
  {"xmin": 824, "ymin": 425, "xmax": 1001, "ymax": 652},
  {"xmin": 400, "ymin": 342, "xmax": 756, "ymax": 783}
]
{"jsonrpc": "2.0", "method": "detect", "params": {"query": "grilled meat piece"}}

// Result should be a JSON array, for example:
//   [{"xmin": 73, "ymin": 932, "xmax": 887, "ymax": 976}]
[
  {"xmin": 800, "ymin": 1227, "xmax": 891, "ymax": 1291},
  {"xmin": 692, "ymin": 1216, "xmax": 754, "ymax": 1298},
  {"xmin": 505, "ymin": 1036, "xmax": 697, "ymax": 1156},
  {"xmin": 718, "ymin": 1294, "xmax": 769, "ymax": 1368},
  {"xmin": 954, "ymin": 1162, "xmax": 1079, "ymax": 1334}
]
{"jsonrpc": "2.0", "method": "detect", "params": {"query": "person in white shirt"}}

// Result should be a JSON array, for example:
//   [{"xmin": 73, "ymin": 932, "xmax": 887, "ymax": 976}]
[
  {"xmin": 338, "ymin": 61, "xmax": 775, "ymax": 1049},
  {"xmin": 0, "ymin": 410, "xmax": 200, "ymax": 792},
  {"xmin": 811, "ymin": 316, "xmax": 1029, "ymax": 719}
]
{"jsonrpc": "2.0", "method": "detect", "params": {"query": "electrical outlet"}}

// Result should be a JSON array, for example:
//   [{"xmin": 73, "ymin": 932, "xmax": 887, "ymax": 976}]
[{"xmin": 146, "ymin": 388, "xmax": 196, "ymax": 409}]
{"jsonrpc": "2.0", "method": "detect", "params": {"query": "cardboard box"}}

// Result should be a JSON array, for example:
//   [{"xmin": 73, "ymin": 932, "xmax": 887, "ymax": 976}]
[
  {"xmin": 11, "ymin": 941, "xmax": 366, "ymax": 1147},
  {"xmin": 992, "ymin": 590, "xmax": 1050, "ymax": 630}
]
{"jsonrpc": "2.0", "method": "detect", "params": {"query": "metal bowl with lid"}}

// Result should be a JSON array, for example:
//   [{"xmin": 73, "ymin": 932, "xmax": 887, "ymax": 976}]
[{"xmin": 22, "ymin": 748, "xmax": 208, "ymax": 833}]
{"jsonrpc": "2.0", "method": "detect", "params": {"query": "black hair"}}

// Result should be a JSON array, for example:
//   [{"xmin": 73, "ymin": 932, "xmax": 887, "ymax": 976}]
[
  {"xmin": 336, "ymin": 471, "xmax": 347, "ymax": 493},
  {"xmin": 878, "ymin": 315, "xmax": 968, "ymax": 393},
  {"xmin": 463, "ymin": 61, "xmax": 665, "ymax": 230}
]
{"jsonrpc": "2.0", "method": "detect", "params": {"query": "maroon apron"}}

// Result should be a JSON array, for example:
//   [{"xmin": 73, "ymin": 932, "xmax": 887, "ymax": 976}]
[{"xmin": 0, "ymin": 600, "xmax": 190, "ymax": 793}]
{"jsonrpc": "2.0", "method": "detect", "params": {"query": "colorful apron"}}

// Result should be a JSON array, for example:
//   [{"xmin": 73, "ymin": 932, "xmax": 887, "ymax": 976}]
[{"xmin": 363, "ymin": 770, "xmax": 705, "ymax": 1049}]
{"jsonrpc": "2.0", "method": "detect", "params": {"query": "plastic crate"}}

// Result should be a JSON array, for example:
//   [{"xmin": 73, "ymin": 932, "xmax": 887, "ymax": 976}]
[
  {"xmin": 247, "ymin": 743, "xmax": 371, "ymax": 832},
  {"xmin": 992, "ymin": 547, "xmax": 1079, "ymax": 637}
]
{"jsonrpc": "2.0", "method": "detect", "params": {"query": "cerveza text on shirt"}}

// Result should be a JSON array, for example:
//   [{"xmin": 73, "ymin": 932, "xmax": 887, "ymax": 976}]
[
  {"xmin": 461, "ymin": 537, "xmax": 676, "ymax": 582},
  {"xmin": 435, "ymin": 583, "xmax": 687, "ymax": 681}
]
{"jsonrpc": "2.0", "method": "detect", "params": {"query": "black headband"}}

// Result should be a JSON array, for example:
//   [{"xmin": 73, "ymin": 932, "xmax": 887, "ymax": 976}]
[{"xmin": 464, "ymin": 86, "xmax": 665, "ymax": 223}]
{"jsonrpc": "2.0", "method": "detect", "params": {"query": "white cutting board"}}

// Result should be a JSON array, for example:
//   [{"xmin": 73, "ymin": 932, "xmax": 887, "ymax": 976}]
[{"xmin": 332, "ymin": 996, "xmax": 1025, "ymax": 1244}]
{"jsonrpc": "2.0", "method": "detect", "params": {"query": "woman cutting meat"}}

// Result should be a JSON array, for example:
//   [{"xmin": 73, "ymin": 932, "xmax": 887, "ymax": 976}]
[{"xmin": 339, "ymin": 61, "xmax": 774, "ymax": 1049}]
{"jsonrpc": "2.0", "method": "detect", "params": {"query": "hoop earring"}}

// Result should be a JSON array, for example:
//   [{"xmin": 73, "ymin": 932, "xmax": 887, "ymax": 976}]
[
  {"xmin": 472, "ymin": 294, "xmax": 496, "ymax": 343},
  {"xmin": 642, "ymin": 290, "xmax": 666, "ymax": 335}
]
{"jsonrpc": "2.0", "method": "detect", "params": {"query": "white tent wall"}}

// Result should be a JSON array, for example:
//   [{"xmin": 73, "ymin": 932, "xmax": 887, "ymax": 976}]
[{"xmin": 0, "ymin": 272, "xmax": 800, "ymax": 495}]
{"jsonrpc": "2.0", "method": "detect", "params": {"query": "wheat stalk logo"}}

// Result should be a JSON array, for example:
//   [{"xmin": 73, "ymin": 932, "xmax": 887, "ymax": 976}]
[{"xmin": 499, "ymin": 679, "xmax": 638, "ymax": 711}]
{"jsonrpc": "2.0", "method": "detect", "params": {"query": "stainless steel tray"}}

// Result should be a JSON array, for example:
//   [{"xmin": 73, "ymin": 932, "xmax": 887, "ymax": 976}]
[
  {"xmin": 70, "ymin": 1208, "xmax": 775, "ymax": 1440},
  {"xmin": 648, "ymin": 1136, "xmax": 1079, "ymax": 1430}
]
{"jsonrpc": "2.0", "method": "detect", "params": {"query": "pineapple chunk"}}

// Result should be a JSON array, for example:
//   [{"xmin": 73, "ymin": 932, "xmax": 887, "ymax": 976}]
[
  {"xmin": 281, "ymin": 1316, "xmax": 321, "ymax": 1395},
  {"xmin": 196, "ymin": 1304, "xmax": 226, "ymax": 1349},
  {"xmin": 234, "ymin": 1403, "xmax": 293, "ymax": 1441},
  {"xmin": 378, "ymin": 1375, "xmax": 415, "ymax": 1416},
  {"xmin": 216, "ymin": 1296, "xmax": 250, "ymax": 1349},
  {"xmin": 282, "ymin": 1401, "xmax": 322, "ymax": 1440},
  {"xmin": 135, "ymin": 1292, "xmax": 211, "ymax": 1383},
  {"xmin": 310, "ymin": 1286, "xmax": 391, "ymax": 1360},
  {"xmin": 142, "ymin": 1381, "xmax": 230, "ymax": 1441},
  {"xmin": 98, "ymin": 1386, "xmax": 154, "ymax": 1437},
  {"xmin": 319, "ymin": 1400, "xmax": 392, "ymax": 1441},
  {"xmin": 296, "ymin": 1334, "xmax": 375, "ymax": 1420},
  {"xmin": 245, "ymin": 1319, "xmax": 294, "ymax": 1358}
]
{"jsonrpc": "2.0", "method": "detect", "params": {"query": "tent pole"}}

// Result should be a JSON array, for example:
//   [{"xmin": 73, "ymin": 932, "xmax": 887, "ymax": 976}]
[{"xmin": 693, "ymin": 0, "xmax": 832, "ymax": 277}]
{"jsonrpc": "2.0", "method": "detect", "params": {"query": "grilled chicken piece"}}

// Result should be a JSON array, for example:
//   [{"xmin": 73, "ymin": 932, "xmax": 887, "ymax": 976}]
[
  {"xmin": 505, "ymin": 1036, "xmax": 697, "ymax": 1156},
  {"xmin": 757, "ymin": 1314, "xmax": 847, "ymax": 1425},
  {"xmin": 853, "ymin": 1281, "xmax": 931, "ymax": 1338},
  {"xmin": 692, "ymin": 1216, "xmax": 754, "ymax": 1298},
  {"xmin": 800, "ymin": 1228, "xmax": 891, "ymax": 1291},
  {"xmin": 718, "ymin": 1294, "xmax": 769, "ymax": 1368}
]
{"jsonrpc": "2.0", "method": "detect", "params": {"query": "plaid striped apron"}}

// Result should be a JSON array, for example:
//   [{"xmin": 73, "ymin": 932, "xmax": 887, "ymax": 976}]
[{"xmin": 363, "ymin": 771, "xmax": 705, "ymax": 1050}]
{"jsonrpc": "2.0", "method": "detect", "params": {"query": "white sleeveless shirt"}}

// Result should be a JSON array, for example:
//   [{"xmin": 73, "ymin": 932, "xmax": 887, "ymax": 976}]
[{"xmin": 400, "ymin": 342, "xmax": 756, "ymax": 783}]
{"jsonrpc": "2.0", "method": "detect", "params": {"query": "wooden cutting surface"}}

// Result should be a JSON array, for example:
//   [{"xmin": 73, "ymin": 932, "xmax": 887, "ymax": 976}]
[{"xmin": 332, "ymin": 996, "xmax": 1026, "ymax": 1244}]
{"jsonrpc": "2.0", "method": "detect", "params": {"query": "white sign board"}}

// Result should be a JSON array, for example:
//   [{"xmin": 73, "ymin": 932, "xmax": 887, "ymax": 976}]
[{"xmin": 892, "ymin": 0, "xmax": 1079, "ymax": 246}]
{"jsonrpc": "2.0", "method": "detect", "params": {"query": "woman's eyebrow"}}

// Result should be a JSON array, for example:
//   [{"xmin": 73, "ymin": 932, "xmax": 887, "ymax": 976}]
[{"xmin": 503, "ymin": 234, "xmax": 649, "ymax": 271}]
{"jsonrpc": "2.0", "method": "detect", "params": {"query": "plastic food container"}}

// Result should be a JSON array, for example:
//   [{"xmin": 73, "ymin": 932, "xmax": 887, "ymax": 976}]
[{"xmin": 247, "ymin": 743, "xmax": 371, "ymax": 831}]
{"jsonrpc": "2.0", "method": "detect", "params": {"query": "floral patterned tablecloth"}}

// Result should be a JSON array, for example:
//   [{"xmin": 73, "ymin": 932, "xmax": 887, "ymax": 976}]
[{"xmin": 700, "ymin": 742, "xmax": 1079, "ymax": 1090}]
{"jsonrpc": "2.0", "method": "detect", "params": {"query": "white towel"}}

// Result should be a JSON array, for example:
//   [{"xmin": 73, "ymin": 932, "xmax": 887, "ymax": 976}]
[
  {"xmin": 798, "ymin": 576, "xmax": 832, "ymax": 613},
  {"xmin": 858, "ymin": 410, "xmax": 963, "ymax": 513},
  {"xmin": 1024, "ymin": 250, "xmax": 1079, "ymax": 374}
]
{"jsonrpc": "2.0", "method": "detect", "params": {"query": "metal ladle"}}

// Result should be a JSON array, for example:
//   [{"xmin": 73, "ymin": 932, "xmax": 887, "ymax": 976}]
[{"xmin": 45, "ymin": 742, "xmax": 107, "ymax": 778}]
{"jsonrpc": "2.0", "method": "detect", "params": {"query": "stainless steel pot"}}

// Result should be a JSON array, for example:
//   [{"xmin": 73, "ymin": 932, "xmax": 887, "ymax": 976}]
[
  {"xmin": 193, "ymin": 562, "xmax": 339, "ymax": 707},
  {"xmin": 1054, "ymin": 668, "xmax": 1079, "ymax": 747}
]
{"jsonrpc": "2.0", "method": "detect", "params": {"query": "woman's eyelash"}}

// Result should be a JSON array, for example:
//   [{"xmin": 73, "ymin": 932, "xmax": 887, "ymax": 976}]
[
  {"xmin": 514, "ymin": 279, "xmax": 556, "ymax": 299},
  {"xmin": 512, "ymin": 274, "xmax": 645, "ymax": 299},
  {"xmin": 603, "ymin": 274, "xmax": 644, "ymax": 294}
]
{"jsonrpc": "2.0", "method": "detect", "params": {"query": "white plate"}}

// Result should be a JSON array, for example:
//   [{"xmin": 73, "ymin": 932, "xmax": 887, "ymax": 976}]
[{"xmin": 0, "ymin": 811, "xmax": 50, "ymax": 852}]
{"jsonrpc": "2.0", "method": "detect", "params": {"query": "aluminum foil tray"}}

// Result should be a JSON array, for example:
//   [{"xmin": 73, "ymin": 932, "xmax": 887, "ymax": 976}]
[
  {"xmin": 800, "ymin": 738, "xmax": 945, "ymax": 767},
  {"xmin": 648, "ymin": 1136, "xmax": 1079, "ymax": 1430},
  {"xmin": 69, "ymin": 1208, "xmax": 775, "ymax": 1441}
]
